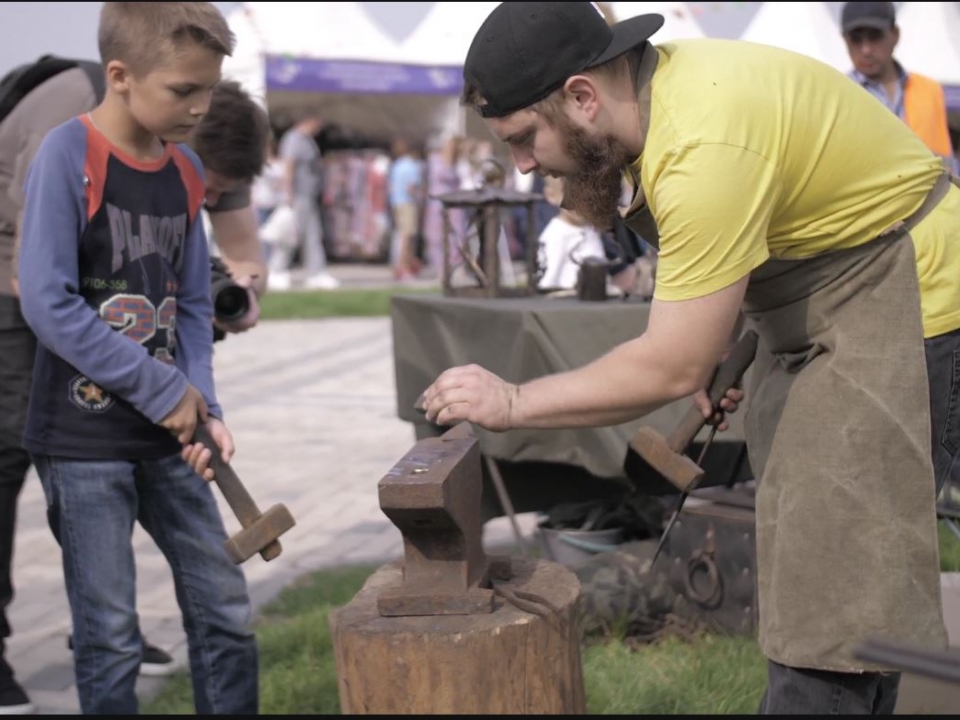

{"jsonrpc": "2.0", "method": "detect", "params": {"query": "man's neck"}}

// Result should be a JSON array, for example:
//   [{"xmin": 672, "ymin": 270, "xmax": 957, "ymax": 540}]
[
  {"xmin": 611, "ymin": 46, "xmax": 659, "ymax": 159},
  {"xmin": 863, "ymin": 60, "xmax": 902, "ymax": 87}
]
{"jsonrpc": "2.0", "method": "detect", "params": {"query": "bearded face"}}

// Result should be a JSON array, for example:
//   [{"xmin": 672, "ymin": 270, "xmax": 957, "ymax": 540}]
[{"xmin": 549, "ymin": 110, "xmax": 634, "ymax": 231}]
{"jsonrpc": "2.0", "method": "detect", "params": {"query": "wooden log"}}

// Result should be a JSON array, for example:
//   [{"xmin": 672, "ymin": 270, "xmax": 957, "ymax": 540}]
[{"xmin": 329, "ymin": 555, "xmax": 586, "ymax": 714}]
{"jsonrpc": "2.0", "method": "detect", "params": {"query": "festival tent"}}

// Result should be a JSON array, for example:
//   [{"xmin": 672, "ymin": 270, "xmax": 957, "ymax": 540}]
[
  {"xmin": 611, "ymin": 2, "xmax": 705, "ymax": 42},
  {"xmin": 896, "ymin": 1, "xmax": 960, "ymax": 115},
  {"xmin": 740, "ymin": 1, "xmax": 849, "ymax": 74},
  {"xmin": 221, "ymin": 2, "xmax": 498, "ymax": 144}
]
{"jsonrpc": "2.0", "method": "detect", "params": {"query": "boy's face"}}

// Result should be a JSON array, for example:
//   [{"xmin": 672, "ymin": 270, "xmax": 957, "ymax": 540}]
[{"xmin": 125, "ymin": 42, "xmax": 224, "ymax": 144}]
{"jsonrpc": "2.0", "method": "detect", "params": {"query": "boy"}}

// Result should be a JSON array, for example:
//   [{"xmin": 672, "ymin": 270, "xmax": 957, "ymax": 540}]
[
  {"xmin": 1, "ymin": 73, "xmax": 270, "ymax": 712},
  {"xmin": 16, "ymin": 3, "xmax": 258, "ymax": 714}
]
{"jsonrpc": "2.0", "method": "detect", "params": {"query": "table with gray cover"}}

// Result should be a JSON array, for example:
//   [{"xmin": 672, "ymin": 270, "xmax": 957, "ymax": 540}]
[{"xmin": 391, "ymin": 294, "xmax": 753, "ymax": 522}]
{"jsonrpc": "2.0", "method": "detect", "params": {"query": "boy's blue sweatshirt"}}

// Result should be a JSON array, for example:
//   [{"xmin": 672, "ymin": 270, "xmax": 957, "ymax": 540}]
[{"xmin": 17, "ymin": 115, "xmax": 221, "ymax": 460}]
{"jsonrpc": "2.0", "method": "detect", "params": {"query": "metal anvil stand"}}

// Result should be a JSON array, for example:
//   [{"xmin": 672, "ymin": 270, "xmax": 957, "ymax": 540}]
[{"xmin": 328, "ymin": 424, "xmax": 587, "ymax": 714}]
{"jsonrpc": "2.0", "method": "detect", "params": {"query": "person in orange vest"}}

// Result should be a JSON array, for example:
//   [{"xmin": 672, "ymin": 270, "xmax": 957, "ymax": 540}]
[{"xmin": 841, "ymin": 2, "xmax": 955, "ymax": 166}]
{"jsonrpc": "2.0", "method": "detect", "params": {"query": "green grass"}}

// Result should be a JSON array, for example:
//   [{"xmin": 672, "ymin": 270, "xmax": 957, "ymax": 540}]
[
  {"xmin": 941, "ymin": 520, "xmax": 960, "ymax": 572},
  {"xmin": 583, "ymin": 635, "xmax": 766, "ymax": 714},
  {"xmin": 259, "ymin": 286, "xmax": 439, "ymax": 320},
  {"xmin": 142, "ymin": 526, "xmax": 960, "ymax": 714},
  {"xmin": 143, "ymin": 566, "xmax": 377, "ymax": 715},
  {"xmin": 142, "ymin": 562, "xmax": 770, "ymax": 715}
]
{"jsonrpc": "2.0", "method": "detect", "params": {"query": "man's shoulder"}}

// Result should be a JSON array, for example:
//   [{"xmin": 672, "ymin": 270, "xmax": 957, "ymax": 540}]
[
  {"xmin": 206, "ymin": 183, "xmax": 251, "ymax": 214},
  {"xmin": 905, "ymin": 70, "xmax": 947, "ymax": 93},
  {"xmin": 1, "ymin": 67, "xmax": 97, "ymax": 132},
  {"xmin": 278, "ymin": 128, "xmax": 302, "ymax": 149}
]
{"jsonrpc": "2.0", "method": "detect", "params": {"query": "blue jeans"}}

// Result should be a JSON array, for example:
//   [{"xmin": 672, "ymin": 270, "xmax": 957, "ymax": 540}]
[
  {"xmin": 926, "ymin": 327, "xmax": 960, "ymax": 513},
  {"xmin": 33, "ymin": 453, "xmax": 259, "ymax": 715},
  {"xmin": 760, "ymin": 660, "xmax": 899, "ymax": 714}
]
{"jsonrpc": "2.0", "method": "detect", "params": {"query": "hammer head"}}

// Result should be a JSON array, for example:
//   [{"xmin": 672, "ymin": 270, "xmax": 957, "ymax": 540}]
[
  {"xmin": 628, "ymin": 426, "xmax": 705, "ymax": 493},
  {"xmin": 223, "ymin": 504, "xmax": 296, "ymax": 564}
]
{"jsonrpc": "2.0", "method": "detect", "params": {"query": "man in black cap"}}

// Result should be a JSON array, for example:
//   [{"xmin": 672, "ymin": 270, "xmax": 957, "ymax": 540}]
[
  {"xmin": 840, "ymin": 1, "xmax": 954, "ymax": 161},
  {"xmin": 418, "ymin": 2, "xmax": 960, "ymax": 714}
]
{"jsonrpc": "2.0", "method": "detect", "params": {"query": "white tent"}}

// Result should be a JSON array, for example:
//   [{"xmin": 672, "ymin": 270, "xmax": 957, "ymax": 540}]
[
  {"xmin": 220, "ymin": 2, "xmax": 498, "ymax": 143},
  {"xmin": 896, "ymin": 2, "xmax": 960, "ymax": 92},
  {"xmin": 611, "ymin": 2, "xmax": 705, "ymax": 42},
  {"xmin": 740, "ymin": 1, "xmax": 849, "ymax": 73},
  {"xmin": 395, "ymin": 2, "xmax": 500, "ymax": 66},
  {"xmin": 221, "ymin": 4, "xmax": 268, "ymax": 108}
]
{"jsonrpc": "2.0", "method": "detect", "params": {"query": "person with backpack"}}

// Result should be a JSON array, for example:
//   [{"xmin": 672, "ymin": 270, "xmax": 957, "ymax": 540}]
[{"xmin": 0, "ymin": 54, "xmax": 270, "ymax": 713}]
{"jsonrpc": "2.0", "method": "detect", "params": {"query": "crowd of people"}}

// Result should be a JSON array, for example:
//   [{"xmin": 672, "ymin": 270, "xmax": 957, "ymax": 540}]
[{"xmin": 0, "ymin": 0, "xmax": 958, "ymax": 716}]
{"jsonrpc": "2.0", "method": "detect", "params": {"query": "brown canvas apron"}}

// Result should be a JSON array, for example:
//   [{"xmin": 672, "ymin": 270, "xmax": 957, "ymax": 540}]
[{"xmin": 623, "ymin": 172, "xmax": 954, "ymax": 672}]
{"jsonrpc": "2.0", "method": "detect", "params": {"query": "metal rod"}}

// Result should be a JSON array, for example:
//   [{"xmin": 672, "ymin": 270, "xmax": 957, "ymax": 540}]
[
  {"xmin": 854, "ymin": 638, "xmax": 960, "ymax": 685},
  {"xmin": 484, "ymin": 455, "xmax": 530, "ymax": 557},
  {"xmin": 651, "ymin": 424, "xmax": 721, "ymax": 567}
]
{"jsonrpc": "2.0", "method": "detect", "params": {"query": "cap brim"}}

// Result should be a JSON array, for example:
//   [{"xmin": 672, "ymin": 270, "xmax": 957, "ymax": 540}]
[
  {"xmin": 588, "ymin": 14, "xmax": 665, "ymax": 68},
  {"xmin": 842, "ymin": 18, "xmax": 893, "ymax": 34}
]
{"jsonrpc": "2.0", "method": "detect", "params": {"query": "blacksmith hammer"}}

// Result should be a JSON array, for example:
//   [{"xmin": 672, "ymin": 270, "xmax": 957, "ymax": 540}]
[
  {"xmin": 193, "ymin": 424, "xmax": 296, "ymax": 564},
  {"xmin": 629, "ymin": 330, "xmax": 759, "ymax": 564}
]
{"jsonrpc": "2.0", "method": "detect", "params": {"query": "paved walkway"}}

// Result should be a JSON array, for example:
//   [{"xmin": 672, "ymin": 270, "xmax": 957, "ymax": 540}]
[
  {"xmin": 6, "ymin": 308, "xmax": 540, "ymax": 714},
  {"xmin": 8, "ymin": 265, "xmax": 959, "ymax": 714}
]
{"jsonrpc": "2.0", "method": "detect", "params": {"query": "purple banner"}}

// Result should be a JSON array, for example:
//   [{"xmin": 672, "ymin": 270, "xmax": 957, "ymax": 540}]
[
  {"xmin": 265, "ymin": 54, "xmax": 464, "ymax": 95},
  {"xmin": 945, "ymin": 85, "xmax": 960, "ymax": 113}
]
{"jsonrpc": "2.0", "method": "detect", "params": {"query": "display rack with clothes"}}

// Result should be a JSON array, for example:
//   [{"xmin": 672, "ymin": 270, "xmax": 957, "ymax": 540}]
[{"xmin": 321, "ymin": 149, "xmax": 391, "ymax": 261}]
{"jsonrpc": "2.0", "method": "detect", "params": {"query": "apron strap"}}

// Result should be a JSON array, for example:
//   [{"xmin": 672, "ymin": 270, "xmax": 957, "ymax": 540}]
[{"xmin": 888, "ymin": 167, "xmax": 954, "ymax": 237}]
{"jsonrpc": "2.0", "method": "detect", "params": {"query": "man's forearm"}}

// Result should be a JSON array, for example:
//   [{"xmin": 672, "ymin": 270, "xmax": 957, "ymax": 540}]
[
  {"xmin": 510, "ymin": 279, "xmax": 751, "ymax": 429},
  {"xmin": 210, "ymin": 206, "xmax": 268, "ymax": 297},
  {"xmin": 510, "ymin": 334, "xmax": 708, "ymax": 429}
]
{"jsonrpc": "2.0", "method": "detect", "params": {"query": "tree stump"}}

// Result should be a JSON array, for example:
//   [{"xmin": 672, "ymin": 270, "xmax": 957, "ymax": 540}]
[{"xmin": 329, "ymin": 555, "xmax": 586, "ymax": 714}]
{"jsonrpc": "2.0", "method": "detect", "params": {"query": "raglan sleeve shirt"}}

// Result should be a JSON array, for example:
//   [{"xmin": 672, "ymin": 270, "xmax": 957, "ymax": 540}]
[
  {"xmin": 17, "ymin": 123, "xmax": 221, "ymax": 425},
  {"xmin": 173, "ymin": 145, "xmax": 223, "ymax": 420}
]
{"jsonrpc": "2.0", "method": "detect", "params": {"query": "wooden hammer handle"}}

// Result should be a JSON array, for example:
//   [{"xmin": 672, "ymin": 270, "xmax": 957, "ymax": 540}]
[
  {"xmin": 194, "ymin": 423, "xmax": 264, "ymax": 528},
  {"xmin": 666, "ymin": 330, "xmax": 759, "ymax": 454}
]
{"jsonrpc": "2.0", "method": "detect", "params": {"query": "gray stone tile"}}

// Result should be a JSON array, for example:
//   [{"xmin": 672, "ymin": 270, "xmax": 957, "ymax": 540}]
[{"xmin": 5, "ymin": 316, "xmax": 537, "ymax": 715}]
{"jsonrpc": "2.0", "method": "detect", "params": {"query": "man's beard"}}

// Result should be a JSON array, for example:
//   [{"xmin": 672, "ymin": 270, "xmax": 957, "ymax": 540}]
[{"xmin": 554, "ymin": 115, "xmax": 634, "ymax": 231}]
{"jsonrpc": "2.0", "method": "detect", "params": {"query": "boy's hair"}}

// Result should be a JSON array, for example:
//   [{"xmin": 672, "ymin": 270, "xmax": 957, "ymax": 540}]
[
  {"xmin": 98, "ymin": 2, "xmax": 235, "ymax": 76},
  {"xmin": 190, "ymin": 81, "xmax": 270, "ymax": 183}
]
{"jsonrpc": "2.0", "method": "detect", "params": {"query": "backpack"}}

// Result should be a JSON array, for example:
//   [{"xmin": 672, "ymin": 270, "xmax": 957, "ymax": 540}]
[{"xmin": 0, "ymin": 54, "xmax": 106, "ymax": 127}]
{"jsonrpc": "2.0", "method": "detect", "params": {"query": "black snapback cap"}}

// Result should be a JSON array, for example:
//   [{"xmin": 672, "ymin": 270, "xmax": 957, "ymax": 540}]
[{"xmin": 464, "ymin": 2, "xmax": 664, "ymax": 118}]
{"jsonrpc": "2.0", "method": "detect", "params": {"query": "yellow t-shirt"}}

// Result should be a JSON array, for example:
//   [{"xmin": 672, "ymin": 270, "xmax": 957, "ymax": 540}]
[{"xmin": 627, "ymin": 39, "xmax": 960, "ymax": 339}]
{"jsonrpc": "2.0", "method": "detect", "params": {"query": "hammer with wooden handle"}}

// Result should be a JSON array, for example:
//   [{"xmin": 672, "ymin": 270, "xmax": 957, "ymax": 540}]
[
  {"xmin": 628, "ymin": 330, "xmax": 759, "ymax": 494},
  {"xmin": 193, "ymin": 424, "xmax": 296, "ymax": 564}
]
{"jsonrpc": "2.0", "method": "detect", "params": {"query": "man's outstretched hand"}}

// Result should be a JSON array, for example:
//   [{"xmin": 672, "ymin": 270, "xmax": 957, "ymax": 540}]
[{"xmin": 419, "ymin": 364, "xmax": 518, "ymax": 432}]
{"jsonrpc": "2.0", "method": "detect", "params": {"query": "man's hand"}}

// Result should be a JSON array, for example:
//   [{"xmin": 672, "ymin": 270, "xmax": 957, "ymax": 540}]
[
  {"xmin": 160, "ymin": 385, "xmax": 209, "ymax": 444},
  {"xmin": 693, "ymin": 386, "xmax": 745, "ymax": 432},
  {"xmin": 213, "ymin": 274, "xmax": 261, "ymax": 335},
  {"xmin": 421, "ymin": 364, "xmax": 518, "ymax": 432},
  {"xmin": 181, "ymin": 418, "xmax": 235, "ymax": 481}
]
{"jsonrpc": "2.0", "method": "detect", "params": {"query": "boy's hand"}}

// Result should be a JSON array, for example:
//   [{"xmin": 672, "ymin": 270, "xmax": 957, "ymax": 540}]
[
  {"xmin": 160, "ymin": 385, "xmax": 208, "ymax": 444},
  {"xmin": 182, "ymin": 418, "xmax": 235, "ymax": 482}
]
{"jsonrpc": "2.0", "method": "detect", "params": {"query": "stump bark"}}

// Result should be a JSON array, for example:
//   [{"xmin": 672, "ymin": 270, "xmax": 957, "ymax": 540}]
[{"xmin": 329, "ymin": 555, "xmax": 586, "ymax": 714}]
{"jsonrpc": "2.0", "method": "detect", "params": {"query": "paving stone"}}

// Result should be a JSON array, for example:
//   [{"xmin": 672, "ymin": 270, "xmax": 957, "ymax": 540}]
[{"xmin": 5, "ymin": 311, "xmax": 537, "ymax": 714}]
